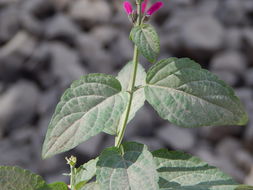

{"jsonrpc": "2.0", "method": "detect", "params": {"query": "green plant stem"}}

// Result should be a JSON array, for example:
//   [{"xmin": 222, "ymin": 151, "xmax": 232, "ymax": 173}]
[
  {"xmin": 70, "ymin": 165, "xmax": 75, "ymax": 190},
  {"xmin": 115, "ymin": 2, "xmax": 142, "ymax": 148}
]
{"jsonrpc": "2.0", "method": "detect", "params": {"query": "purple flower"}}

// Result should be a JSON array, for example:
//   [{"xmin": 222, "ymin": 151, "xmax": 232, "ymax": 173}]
[
  {"xmin": 123, "ymin": 0, "xmax": 164, "ymax": 23},
  {"xmin": 142, "ymin": 0, "xmax": 148, "ymax": 14},
  {"xmin": 123, "ymin": 1, "xmax": 133, "ymax": 15},
  {"xmin": 146, "ymin": 1, "xmax": 163, "ymax": 16}
]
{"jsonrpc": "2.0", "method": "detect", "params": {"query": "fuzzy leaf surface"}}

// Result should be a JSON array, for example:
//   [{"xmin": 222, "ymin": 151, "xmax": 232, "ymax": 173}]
[
  {"xmin": 48, "ymin": 182, "xmax": 68, "ymax": 190},
  {"xmin": 153, "ymin": 149, "xmax": 240, "ymax": 190},
  {"xmin": 104, "ymin": 62, "xmax": 146, "ymax": 135},
  {"xmin": 0, "ymin": 166, "xmax": 47, "ymax": 190},
  {"xmin": 130, "ymin": 24, "xmax": 160, "ymax": 63},
  {"xmin": 75, "ymin": 158, "xmax": 98, "ymax": 189},
  {"xmin": 42, "ymin": 74, "xmax": 129, "ymax": 158},
  {"xmin": 96, "ymin": 142, "xmax": 159, "ymax": 190},
  {"xmin": 145, "ymin": 57, "xmax": 248, "ymax": 128},
  {"xmin": 81, "ymin": 182, "xmax": 100, "ymax": 190}
]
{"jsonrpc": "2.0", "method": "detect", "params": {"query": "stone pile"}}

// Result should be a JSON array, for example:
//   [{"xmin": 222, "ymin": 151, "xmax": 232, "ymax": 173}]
[{"xmin": 0, "ymin": 0, "xmax": 252, "ymax": 185}]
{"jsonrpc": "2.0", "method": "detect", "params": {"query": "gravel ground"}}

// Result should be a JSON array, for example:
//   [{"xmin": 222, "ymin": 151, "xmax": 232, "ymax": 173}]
[{"xmin": 0, "ymin": 0, "xmax": 253, "ymax": 185}]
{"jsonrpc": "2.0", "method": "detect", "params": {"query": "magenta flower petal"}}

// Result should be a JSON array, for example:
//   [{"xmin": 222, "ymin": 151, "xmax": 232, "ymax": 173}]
[
  {"xmin": 123, "ymin": 1, "xmax": 133, "ymax": 15},
  {"xmin": 142, "ymin": 0, "xmax": 148, "ymax": 13},
  {"xmin": 146, "ymin": 2, "xmax": 164, "ymax": 15}
]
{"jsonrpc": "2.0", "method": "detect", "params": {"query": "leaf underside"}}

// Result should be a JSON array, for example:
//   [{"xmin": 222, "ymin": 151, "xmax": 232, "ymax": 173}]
[
  {"xmin": 75, "ymin": 158, "xmax": 98, "ymax": 189},
  {"xmin": 42, "ymin": 74, "xmax": 129, "ymax": 158},
  {"xmin": 145, "ymin": 57, "xmax": 248, "ymax": 128},
  {"xmin": 96, "ymin": 142, "xmax": 159, "ymax": 190},
  {"xmin": 81, "ymin": 182, "xmax": 100, "ymax": 190},
  {"xmin": 153, "ymin": 149, "xmax": 240, "ymax": 190},
  {"xmin": 131, "ymin": 24, "xmax": 160, "ymax": 63},
  {"xmin": 103, "ymin": 61, "xmax": 146, "ymax": 135}
]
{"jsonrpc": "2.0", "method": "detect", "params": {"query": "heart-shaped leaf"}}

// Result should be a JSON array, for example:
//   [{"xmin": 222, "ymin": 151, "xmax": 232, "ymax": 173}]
[
  {"xmin": 145, "ymin": 57, "xmax": 248, "ymax": 128},
  {"xmin": 96, "ymin": 142, "xmax": 159, "ymax": 190},
  {"xmin": 42, "ymin": 74, "xmax": 129, "ymax": 158},
  {"xmin": 130, "ymin": 24, "xmax": 160, "ymax": 63}
]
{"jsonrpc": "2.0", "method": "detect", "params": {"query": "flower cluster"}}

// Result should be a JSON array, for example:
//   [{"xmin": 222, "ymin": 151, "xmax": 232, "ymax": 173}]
[{"xmin": 123, "ymin": 0, "xmax": 163, "ymax": 23}]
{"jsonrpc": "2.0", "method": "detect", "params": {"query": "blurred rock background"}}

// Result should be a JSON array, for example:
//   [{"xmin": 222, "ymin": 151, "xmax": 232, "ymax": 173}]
[{"xmin": 0, "ymin": 0, "xmax": 253, "ymax": 185}]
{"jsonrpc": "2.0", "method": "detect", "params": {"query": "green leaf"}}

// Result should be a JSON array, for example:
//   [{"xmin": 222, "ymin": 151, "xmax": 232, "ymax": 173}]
[
  {"xmin": 48, "ymin": 182, "xmax": 68, "ymax": 190},
  {"xmin": 145, "ymin": 57, "xmax": 248, "ymax": 128},
  {"xmin": 42, "ymin": 74, "xmax": 129, "ymax": 159},
  {"xmin": 96, "ymin": 142, "xmax": 159, "ymax": 190},
  {"xmin": 75, "ymin": 158, "xmax": 98, "ymax": 189},
  {"xmin": 153, "ymin": 149, "xmax": 239, "ymax": 190},
  {"xmin": 235, "ymin": 185, "xmax": 253, "ymax": 190},
  {"xmin": 80, "ymin": 182, "xmax": 100, "ymax": 190},
  {"xmin": 130, "ymin": 24, "xmax": 160, "ymax": 63},
  {"xmin": 103, "ymin": 61, "xmax": 146, "ymax": 135},
  {"xmin": 0, "ymin": 166, "xmax": 47, "ymax": 190}
]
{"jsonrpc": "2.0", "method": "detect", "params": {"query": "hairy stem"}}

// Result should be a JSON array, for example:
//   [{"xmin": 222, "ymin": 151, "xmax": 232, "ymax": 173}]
[
  {"xmin": 115, "ymin": 2, "xmax": 142, "ymax": 148},
  {"xmin": 70, "ymin": 165, "xmax": 75, "ymax": 190}
]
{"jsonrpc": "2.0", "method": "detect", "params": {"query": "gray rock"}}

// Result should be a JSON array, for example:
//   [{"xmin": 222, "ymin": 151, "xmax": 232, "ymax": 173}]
[
  {"xmin": 210, "ymin": 51, "xmax": 247, "ymax": 75},
  {"xmin": 224, "ymin": 28, "xmax": 243, "ymax": 50},
  {"xmin": 181, "ymin": 16, "xmax": 224, "ymax": 52},
  {"xmin": 37, "ymin": 88, "xmax": 59, "ymax": 115},
  {"xmin": 212, "ymin": 70, "xmax": 238, "ymax": 86},
  {"xmin": 111, "ymin": 33, "xmax": 133, "ymax": 65},
  {"xmin": 245, "ymin": 167, "xmax": 253, "ymax": 186},
  {"xmin": 0, "ymin": 6, "xmax": 19, "ymax": 43},
  {"xmin": 76, "ymin": 34, "xmax": 113, "ymax": 73},
  {"xmin": 216, "ymin": 138, "xmax": 246, "ymax": 181},
  {"xmin": 242, "ymin": 28, "xmax": 253, "ymax": 61},
  {"xmin": 125, "ymin": 106, "xmax": 155, "ymax": 138},
  {"xmin": 91, "ymin": 25, "xmax": 117, "ymax": 46},
  {"xmin": 200, "ymin": 125, "xmax": 241, "ymax": 142},
  {"xmin": 45, "ymin": 14, "xmax": 80, "ymax": 40},
  {"xmin": 218, "ymin": 0, "xmax": 246, "ymax": 25},
  {"xmin": 245, "ymin": 69, "xmax": 253, "ymax": 86},
  {"xmin": 20, "ymin": 0, "xmax": 54, "ymax": 35},
  {"xmin": 36, "ymin": 155, "xmax": 65, "ymax": 174},
  {"xmin": 156, "ymin": 125, "xmax": 196, "ymax": 150},
  {"xmin": 197, "ymin": 0, "xmax": 219, "ymax": 15},
  {"xmin": 75, "ymin": 133, "xmax": 104, "ymax": 157},
  {"xmin": 234, "ymin": 88, "xmax": 253, "ymax": 148},
  {"xmin": 69, "ymin": 0, "xmax": 112, "ymax": 24},
  {"xmin": 0, "ymin": 139, "xmax": 32, "ymax": 168},
  {"xmin": 49, "ymin": 43, "xmax": 86, "ymax": 86},
  {"xmin": 0, "ymin": 83, "xmax": 2, "ymax": 93},
  {"xmin": 51, "ymin": 0, "xmax": 70, "ymax": 10},
  {"xmin": 9, "ymin": 127, "xmax": 35, "ymax": 143},
  {"xmin": 0, "ymin": 80, "xmax": 39, "ymax": 132}
]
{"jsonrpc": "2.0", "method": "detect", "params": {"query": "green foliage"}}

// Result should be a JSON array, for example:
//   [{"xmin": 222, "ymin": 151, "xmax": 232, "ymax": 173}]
[
  {"xmin": 47, "ymin": 182, "xmax": 69, "ymax": 190},
  {"xmin": 80, "ymin": 182, "xmax": 100, "ymax": 190},
  {"xmin": 145, "ymin": 57, "xmax": 248, "ymax": 128},
  {"xmin": 74, "ymin": 158, "xmax": 98, "ymax": 189},
  {"xmin": 235, "ymin": 185, "xmax": 253, "ymax": 190},
  {"xmin": 113, "ymin": 61, "xmax": 146, "ymax": 133},
  {"xmin": 0, "ymin": 166, "xmax": 47, "ymax": 190},
  {"xmin": 0, "ymin": 166, "xmax": 68, "ymax": 190},
  {"xmin": 2, "ymin": 1, "xmax": 252, "ymax": 189},
  {"xmin": 42, "ymin": 74, "xmax": 129, "ymax": 159},
  {"xmin": 130, "ymin": 24, "xmax": 160, "ymax": 63},
  {"xmin": 153, "ymin": 149, "xmax": 239, "ymax": 189},
  {"xmin": 96, "ymin": 142, "xmax": 159, "ymax": 190}
]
